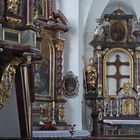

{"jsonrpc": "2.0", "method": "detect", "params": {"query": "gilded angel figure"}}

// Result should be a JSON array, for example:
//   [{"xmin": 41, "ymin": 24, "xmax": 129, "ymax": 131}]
[
  {"xmin": 93, "ymin": 18, "xmax": 110, "ymax": 43},
  {"xmin": 7, "ymin": 0, "xmax": 20, "ymax": 15},
  {"xmin": 84, "ymin": 57, "xmax": 97, "ymax": 94}
]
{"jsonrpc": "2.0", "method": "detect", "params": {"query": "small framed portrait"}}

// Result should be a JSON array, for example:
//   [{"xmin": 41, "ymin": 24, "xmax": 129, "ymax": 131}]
[{"xmin": 63, "ymin": 71, "xmax": 79, "ymax": 98}]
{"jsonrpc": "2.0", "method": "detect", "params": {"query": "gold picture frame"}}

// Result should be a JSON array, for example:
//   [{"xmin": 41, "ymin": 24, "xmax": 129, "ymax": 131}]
[
  {"xmin": 33, "ymin": 34, "xmax": 55, "ymax": 101},
  {"xmin": 103, "ymin": 48, "xmax": 134, "ymax": 97},
  {"xmin": 3, "ymin": 28, "xmax": 21, "ymax": 44},
  {"xmin": 109, "ymin": 20, "xmax": 127, "ymax": 42}
]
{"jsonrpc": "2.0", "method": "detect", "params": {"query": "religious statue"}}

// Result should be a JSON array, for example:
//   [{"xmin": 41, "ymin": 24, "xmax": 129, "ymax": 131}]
[
  {"xmin": 93, "ymin": 18, "xmax": 109, "ymax": 43},
  {"xmin": 84, "ymin": 57, "xmax": 97, "ymax": 94},
  {"xmin": 124, "ymin": 99, "xmax": 132, "ymax": 115},
  {"xmin": 122, "ymin": 81, "xmax": 132, "ymax": 94},
  {"xmin": 6, "ymin": 0, "xmax": 20, "ymax": 15}
]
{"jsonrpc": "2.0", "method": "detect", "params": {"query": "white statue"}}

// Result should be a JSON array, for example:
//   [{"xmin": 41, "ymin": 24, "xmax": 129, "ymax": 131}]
[{"xmin": 93, "ymin": 18, "xmax": 110, "ymax": 42}]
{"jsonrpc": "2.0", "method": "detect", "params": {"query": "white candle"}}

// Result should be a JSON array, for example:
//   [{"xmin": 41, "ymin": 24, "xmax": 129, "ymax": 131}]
[
  {"xmin": 110, "ymin": 100, "xmax": 113, "ymax": 117},
  {"xmin": 53, "ymin": 101, "xmax": 55, "ymax": 109},
  {"xmin": 116, "ymin": 99, "xmax": 119, "ymax": 117},
  {"xmin": 88, "ymin": 118, "xmax": 91, "ymax": 125},
  {"xmin": 52, "ymin": 101, "xmax": 56, "ymax": 124},
  {"xmin": 109, "ymin": 89, "xmax": 110, "ymax": 95}
]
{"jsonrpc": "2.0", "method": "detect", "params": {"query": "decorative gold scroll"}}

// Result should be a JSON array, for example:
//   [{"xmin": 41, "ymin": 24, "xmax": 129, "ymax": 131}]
[
  {"xmin": 58, "ymin": 104, "xmax": 65, "ymax": 122},
  {"xmin": 5, "ymin": 16, "xmax": 21, "ymax": 25},
  {"xmin": 0, "ymin": 57, "xmax": 23, "ymax": 109}
]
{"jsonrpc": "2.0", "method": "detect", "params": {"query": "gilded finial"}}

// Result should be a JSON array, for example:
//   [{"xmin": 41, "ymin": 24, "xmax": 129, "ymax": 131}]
[
  {"xmin": 82, "ymin": 55, "xmax": 86, "ymax": 65},
  {"xmin": 89, "ymin": 57, "xmax": 94, "ymax": 65},
  {"xmin": 117, "ymin": 3, "xmax": 123, "ymax": 11}
]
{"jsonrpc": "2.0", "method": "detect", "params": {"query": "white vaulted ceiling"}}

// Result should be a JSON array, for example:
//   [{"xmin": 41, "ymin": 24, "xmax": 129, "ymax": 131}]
[{"xmin": 84, "ymin": 0, "xmax": 139, "ymax": 35}]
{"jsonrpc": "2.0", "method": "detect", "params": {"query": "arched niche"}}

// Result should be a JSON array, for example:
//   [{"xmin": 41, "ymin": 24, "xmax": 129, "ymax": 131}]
[
  {"xmin": 123, "ymin": 99, "xmax": 134, "ymax": 115},
  {"xmin": 32, "ymin": 33, "xmax": 56, "ymax": 131},
  {"xmin": 32, "ymin": 34, "xmax": 55, "ymax": 101},
  {"xmin": 103, "ymin": 48, "xmax": 133, "ymax": 96}
]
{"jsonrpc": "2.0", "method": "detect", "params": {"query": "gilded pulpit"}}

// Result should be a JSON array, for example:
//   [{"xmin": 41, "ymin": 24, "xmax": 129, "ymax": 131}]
[
  {"xmin": 86, "ymin": 5, "xmax": 140, "ymax": 136},
  {"xmin": 0, "ymin": 0, "xmax": 40, "ymax": 138},
  {"xmin": 0, "ymin": 0, "xmax": 70, "ymax": 138}
]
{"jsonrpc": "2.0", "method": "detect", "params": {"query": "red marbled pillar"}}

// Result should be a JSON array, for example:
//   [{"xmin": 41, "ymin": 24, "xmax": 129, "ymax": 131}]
[
  {"xmin": 56, "ymin": 51, "xmax": 63, "ymax": 96},
  {"xmin": 54, "ymin": 39, "xmax": 65, "ymax": 99},
  {"xmin": 96, "ymin": 49, "xmax": 103, "ymax": 96}
]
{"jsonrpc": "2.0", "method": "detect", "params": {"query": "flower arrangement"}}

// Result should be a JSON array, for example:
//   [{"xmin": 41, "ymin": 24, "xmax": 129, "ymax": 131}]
[
  {"xmin": 39, "ymin": 118, "xmax": 57, "ymax": 131},
  {"xmin": 41, "ymin": 122, "xmax": 57, "ymax": 130}
]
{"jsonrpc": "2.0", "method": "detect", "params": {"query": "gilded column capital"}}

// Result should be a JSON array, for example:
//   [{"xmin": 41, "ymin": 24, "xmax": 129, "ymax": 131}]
[
  {"xmin": 135, "ymin": 51, "xmax": 140, "ymax": 58},
  {"xmin": 55, "ymin": 39, "xmax": 65, "ymax": 51},
  {"xmin": 37, "ymin": 26, "xmax": 46, "ymax": 38},
  {"xmin": 96, "ymin": 50, "xmax": 102, "ymax": 58},
  {"xmin": 96, "ymin": 46, "xmax": 102, "ymax": 58}
]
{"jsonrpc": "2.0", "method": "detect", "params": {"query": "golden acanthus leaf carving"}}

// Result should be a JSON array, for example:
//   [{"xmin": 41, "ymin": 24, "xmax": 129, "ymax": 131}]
[
  {"xmin": 0, "ymin": 57, "xmax": 23, "ymax": 109},
  {"xmin": 55, "ymin": 39, "xmax": 65, "ymax": 51}
]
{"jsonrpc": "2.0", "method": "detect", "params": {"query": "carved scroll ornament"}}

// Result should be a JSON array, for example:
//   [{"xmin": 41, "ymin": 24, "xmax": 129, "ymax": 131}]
[{"xmin": 0, "ymin": 57, "xmax": 23, "ymax": 109}]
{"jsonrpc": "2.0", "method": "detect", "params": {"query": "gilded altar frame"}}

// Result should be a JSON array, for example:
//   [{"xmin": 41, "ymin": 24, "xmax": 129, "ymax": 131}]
[
  {"xmin": 108, "ymin": 20, "xmax": 128, "ymax": 42},
  {"xmin": 103, "ymin": 48, "xmax": 134, "ymax": 96}
]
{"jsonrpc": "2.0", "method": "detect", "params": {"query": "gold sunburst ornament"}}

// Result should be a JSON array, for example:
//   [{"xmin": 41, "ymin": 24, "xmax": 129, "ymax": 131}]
[{"xmin": 0, "ymin": 57, "xmax": 23, "ymax": 109}]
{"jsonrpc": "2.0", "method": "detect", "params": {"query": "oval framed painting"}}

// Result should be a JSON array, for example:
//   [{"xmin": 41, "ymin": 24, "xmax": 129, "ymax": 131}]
[
  {"xmin": 109, "ymin": 20, "xmax": 127, "ymax": 42},
  {"xmin": 63, "ymin": 71, "xmax": 79, "ymax": 98}
]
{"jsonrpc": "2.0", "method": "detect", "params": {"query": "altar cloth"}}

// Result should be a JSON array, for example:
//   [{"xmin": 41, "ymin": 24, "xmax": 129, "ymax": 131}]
[
  {"xmin": 103, "ymin": 119, "xmax": 140, "ymax": 125},
  {"xmin": 32, "ymin": 130, "xmax": 90, "ymax": 137}
]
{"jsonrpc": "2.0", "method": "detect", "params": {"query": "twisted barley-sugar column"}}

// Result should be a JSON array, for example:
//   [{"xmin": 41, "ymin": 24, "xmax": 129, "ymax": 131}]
[{"xmin": 55, "ymin": 38, "xmax": 65, "ymax": 100}]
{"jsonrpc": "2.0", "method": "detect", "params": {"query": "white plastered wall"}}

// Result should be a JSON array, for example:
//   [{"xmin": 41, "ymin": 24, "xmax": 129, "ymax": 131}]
[{"xmin": 0, "ymin": 82, "xmax": 20, "ymax": 137}]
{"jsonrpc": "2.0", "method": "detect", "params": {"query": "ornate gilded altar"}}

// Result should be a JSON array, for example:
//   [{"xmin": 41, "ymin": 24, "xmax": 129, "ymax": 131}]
[
  {"xmin": 86, "ymin": 5, "xmax": 140, "ymax": 136},
  {"xmin": 0, "ymin": 0, "xmax": 69, "ymax": 138},
  {"xmin": 31, "ymin": 0, "xmax": 70, "ymax": 132}
]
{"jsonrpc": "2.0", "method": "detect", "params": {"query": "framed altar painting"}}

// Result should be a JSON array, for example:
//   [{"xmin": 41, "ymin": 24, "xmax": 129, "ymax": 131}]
[
  {"xmin": 109, "ymin": 20, "xmax": 127, "ymax": 42},
  {"xmin": 32, "ymin": 34, "xmax": 55, "ymax": 101}
]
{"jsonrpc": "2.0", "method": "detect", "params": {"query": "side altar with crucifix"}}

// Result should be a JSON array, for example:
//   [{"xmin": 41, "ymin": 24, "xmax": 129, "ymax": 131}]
[{"xmin": 85, "ymin": 5, "xmax": 140, "ymax": 136}]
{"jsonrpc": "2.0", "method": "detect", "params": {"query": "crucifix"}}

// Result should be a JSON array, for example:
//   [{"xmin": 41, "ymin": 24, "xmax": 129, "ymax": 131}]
[{"xmin": 106, "ymin": 54, "xmax": 130, "ymax": 91}]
